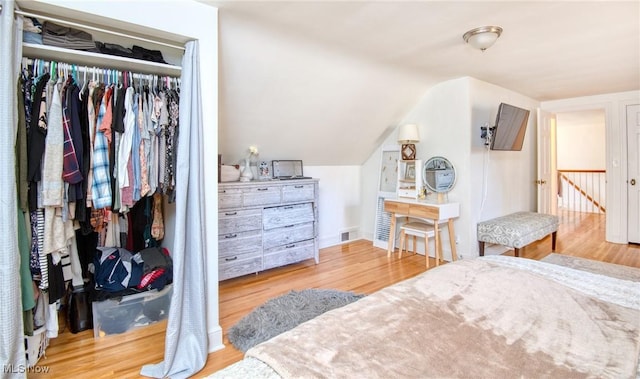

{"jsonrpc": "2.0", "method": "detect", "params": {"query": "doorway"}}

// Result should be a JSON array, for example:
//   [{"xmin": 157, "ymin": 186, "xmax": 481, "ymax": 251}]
[
  {"xmin": 555, "ymin": 109, "xmax": 607, "ymax": 217},
  {"xmin": 537, "ymin": 109, "xmax": 607, "ymax": 216},
  {"xmin": 541, "ymin": 94, "xmax": 639, "ymax": 244}
]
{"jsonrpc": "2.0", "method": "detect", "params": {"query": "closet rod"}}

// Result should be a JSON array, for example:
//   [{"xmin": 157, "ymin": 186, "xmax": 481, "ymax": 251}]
[
  {"xmin": 24, "ymin": 58, "xmax": 181, "ymax": 80},
  {"xmin": 13, "ymin": 8, "xmax": 186, "ymax": 51},
  {"xmin": 23, "ymin": 57, "xmax": 178, "ymax": 75}
]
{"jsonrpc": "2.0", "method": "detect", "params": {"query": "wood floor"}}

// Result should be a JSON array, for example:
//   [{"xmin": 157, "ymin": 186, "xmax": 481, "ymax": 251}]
[{"xmin": 30, "ymin": 212, "xmax": 640, "ymax": 378}]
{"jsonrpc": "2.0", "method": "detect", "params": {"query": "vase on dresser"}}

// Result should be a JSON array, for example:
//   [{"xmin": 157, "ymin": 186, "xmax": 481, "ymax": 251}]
[{"xmin": 240, "ymin": 158, "xmax": 253, "ymax": 182}]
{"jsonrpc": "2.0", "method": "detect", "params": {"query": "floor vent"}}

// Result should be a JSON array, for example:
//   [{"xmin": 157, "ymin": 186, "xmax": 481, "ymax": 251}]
[{"xmin": 339, "ymin": 228, "xmax": 358, "ymax": 243}]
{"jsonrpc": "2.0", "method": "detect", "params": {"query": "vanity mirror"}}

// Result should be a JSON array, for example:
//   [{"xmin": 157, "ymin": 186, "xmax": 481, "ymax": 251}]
[{"xmin": 423, "ymin": 156, "xmax": 456, "ymax": 194}]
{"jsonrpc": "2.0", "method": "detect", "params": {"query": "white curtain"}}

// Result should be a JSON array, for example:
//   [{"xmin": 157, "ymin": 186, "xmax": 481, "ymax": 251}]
[
  {"xmin": 0, "ymin": 0, "xmax": 27, "ymax": 376},
  {"xmin": 141, "ymin": 40, "xmax": 208, "ymax": 378}
]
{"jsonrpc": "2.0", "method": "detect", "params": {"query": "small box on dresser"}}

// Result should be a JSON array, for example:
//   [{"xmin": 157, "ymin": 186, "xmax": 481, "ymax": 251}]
[{"xmin": 218, "ymin": 179, "xmax": 319, "ymax": 281}]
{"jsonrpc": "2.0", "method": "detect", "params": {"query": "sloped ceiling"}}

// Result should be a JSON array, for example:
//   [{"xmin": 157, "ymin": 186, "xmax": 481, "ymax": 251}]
[{"xmin": 205, "ymin": 1, "xmax": 640, "ymax": 166}]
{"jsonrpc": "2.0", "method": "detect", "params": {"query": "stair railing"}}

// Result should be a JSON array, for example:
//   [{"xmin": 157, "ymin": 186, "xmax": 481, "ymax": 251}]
[{"xmin": 557, "ymin": 170, "xmax": 606, "ymax": 214}]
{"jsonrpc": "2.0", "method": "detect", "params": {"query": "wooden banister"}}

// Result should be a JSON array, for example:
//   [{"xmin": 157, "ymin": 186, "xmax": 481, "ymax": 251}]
[{"xmin": 558, "ymin": 171, "xmax": 606, "ymax": 213}]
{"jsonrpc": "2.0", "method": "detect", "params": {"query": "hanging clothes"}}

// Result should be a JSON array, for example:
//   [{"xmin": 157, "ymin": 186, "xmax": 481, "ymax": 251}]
[
  {"xmin": 165, "ymin": 89, "xmax": 179, "ymax": 203},
  {"xmin": 77, "ymin": 82, "xmax": 92, "ymax": 233},
  {"xmin": 61, "ymin": 75, "xmax": 83, "ymax": 185},
  {"xmin": 119, "ymin": 86, "xmax": 136, "ymax": 210},
  {"xmin": 91, "ymin": 84, "xmax": 112, "ymax": 209},
  {"xmin": 17, "ymin": 76, "xmax": 29, "ymax": 211},
  {"xmin": 27, "ymin": 72, "xmax": 50, "ymax": 212},
  {"xmin": 41, "ymin": 75, "xmax": 64, "ymax": 207},
  {"xmin": 19, "ymin": 60, "xmax": 177, "ymax": 305},
  {"xmin": 66, "ymin": 78, "xmax": 85, "ymax": 205}
]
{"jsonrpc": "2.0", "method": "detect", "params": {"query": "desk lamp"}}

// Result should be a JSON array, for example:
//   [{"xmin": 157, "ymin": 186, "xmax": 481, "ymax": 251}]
[{"xmin": 398, "ymin": 124, "xmax": 420, "ymax": 160}]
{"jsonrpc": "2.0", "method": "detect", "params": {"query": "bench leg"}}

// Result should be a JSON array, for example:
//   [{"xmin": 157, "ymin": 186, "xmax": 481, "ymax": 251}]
[
  {"xmin": 551, "ymin": 231, "xmax": 557, "ymax": 251},
  {"xmin": 514, "ymin": 248, "xmax": 520, "ymax": 257},
  {"xmin": 479, "ymin": 241, "xmax": 485, "ymax": 256}
]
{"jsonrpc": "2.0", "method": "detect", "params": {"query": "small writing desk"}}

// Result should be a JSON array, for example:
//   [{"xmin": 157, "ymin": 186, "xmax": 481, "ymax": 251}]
[{"xmin": 384, "ymin": 198, "xmax": 460, "ymax": 261}]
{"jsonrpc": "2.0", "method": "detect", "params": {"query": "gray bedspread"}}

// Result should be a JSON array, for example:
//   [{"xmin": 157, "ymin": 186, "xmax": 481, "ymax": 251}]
[{"xmin": 209, "ymin": 255, "xmax": 640, "ymax": 379}]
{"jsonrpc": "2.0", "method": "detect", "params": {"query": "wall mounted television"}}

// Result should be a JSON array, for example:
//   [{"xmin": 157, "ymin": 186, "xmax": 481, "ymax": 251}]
[{"xmin": 491, "ymin": 103, "xmax": 531, "ymax": 151}]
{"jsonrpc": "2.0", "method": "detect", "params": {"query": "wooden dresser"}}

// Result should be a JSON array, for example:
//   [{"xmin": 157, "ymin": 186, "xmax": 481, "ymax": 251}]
[{"xmin": 218, "ymin": 179, "xmax": 319, "ymax": 280}]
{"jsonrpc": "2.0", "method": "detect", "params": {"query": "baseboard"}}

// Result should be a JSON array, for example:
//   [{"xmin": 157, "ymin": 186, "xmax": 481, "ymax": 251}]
[
  {"xmin": 361, "ymin": 232, "xmax": 374, "ymax": 242},
  {"xmin": 318, "ymin": 227, "xmax": 361, "ymax": 248},
  {"xmin": 208, "ymin": 327, "xmax": 224, "ymax": 353}
]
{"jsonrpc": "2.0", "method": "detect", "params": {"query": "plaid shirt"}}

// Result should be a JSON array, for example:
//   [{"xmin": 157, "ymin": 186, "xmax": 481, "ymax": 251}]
[
  {"xmin": 91, "ymin": 87, "xmax": 112, "ymax": 209},
  {"xmin": 62, "ymin": 77, "xmax": 83, "ymax": 184}
]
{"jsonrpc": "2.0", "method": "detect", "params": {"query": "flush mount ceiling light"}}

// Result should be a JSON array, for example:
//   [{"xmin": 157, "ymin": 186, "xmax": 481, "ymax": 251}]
[{"xmin": 463, "ymin": 26, "xmax": 503, "ymax": 51}]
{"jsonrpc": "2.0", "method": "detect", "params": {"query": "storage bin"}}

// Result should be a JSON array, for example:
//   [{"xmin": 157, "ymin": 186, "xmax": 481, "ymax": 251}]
[
  {"xmin": 25, "ymin": 326, "xmax": 48, "ymax": 367},
  {"xmin": 92, "ymin": 284, "xmax": 172, "ymax": 338}
]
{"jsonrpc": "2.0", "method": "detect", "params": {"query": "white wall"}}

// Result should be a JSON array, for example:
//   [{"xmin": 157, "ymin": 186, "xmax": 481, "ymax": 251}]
[
  {"xmin": 361, "ymin": 77, "xmax": 539, "ymax": 258},
  {"xmin": 303, "ymin": 166, "xmax": 362, "ymax": 248},
  {"xmin": 542, "ymin": 90, "xmax": 640, "ymax": 243},
  {"xmin": 217, "ymin": 9, "xmax": 428, "ymax": 167},
  {"xmin": 556, "ymin": 110, "xmax": 606, "ymax": 170},
  {"xmin": 406, "ymin": 78, "xmax": 470, "ymax": 259},
  {"xmin": 468, "ymin": 78, "xmax": 540, "ymax": 255}
]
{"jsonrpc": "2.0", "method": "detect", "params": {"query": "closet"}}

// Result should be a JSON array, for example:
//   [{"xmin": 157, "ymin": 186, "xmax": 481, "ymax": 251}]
[
  {"xmin": 3, "ymin": 1, "xmax": 221, "ymax": 373},
  {"xmin": 17, "ymin": 4, "xmax": 183, "ymax": 364}
]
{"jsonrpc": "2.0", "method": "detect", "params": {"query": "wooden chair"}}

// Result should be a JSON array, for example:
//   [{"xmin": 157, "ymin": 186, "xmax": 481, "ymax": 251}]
[{"xmin": 398, "ymin": 221, "xmax": 443, "ymax": 268}]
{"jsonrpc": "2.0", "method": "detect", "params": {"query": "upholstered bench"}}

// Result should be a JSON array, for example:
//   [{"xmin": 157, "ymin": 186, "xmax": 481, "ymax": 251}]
[{"xmin": 477, "ymin": 212, "xmax": 559, "ymax": 257}]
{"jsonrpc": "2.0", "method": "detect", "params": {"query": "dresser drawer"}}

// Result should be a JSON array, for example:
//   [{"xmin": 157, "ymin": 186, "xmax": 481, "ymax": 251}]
[
  {"xmin": 219, "ymin": 188, "xmax": 242, "ymax": 209},
  {"xmin": 282, "ymin": 184, "xmax": 315, "ymax": 203},
  {"xmin": 218, "ymin": 248, "xmax": 261, "ymax": 264},
  {"xmin": 219, "ymin": 230, "xmax": 262, "ymax": 257},
  {"xmin": 219, "ymin": 256, "xmax": 262, "ymax": 281},
  {"xmin": 263, "ymin": 203, "xmax": 314, "ymax": 230},
  {"xmin": 263, "ymin": 222, "xmax": 314, "ymax": 249},
  {"xmin": 263, "ymin": 239, "xmax": 315, "ymax": 270},
  {"xmin": 243, "ymin": 186, "xmax": 281, "ymax": 207},
  {"xmin": 218, "ymin": 208, "xmax": 262, "ymax": 235}
]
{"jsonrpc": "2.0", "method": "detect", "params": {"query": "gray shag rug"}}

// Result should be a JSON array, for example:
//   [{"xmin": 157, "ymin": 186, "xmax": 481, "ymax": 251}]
[{"xmin": 228, "ymin": 288, "xmax": 365, "ymax": 353}]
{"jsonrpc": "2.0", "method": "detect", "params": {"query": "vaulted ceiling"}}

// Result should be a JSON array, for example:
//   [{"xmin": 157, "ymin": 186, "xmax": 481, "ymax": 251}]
[{"xmin": 205, "ymin": 1, "xmax": 640, "ymax": 166}]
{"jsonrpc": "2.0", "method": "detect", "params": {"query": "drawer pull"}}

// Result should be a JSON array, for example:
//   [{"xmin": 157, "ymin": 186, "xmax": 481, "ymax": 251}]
[
  {"xmin": 257, "ymin": 188, "xmax": 268, "ymax": 191},
  {"xmin": 225, "ymin": 256, "xmax": 238, "ymax": 261},
  {"xmin": 284, "ymin": 206, "xmax": 294, "ymax": 209},
  {"xmin": 285, "ymin": 244, "xmax": 296, "ymax": 249},
  {"xmin": 294, "ymin": 185, "xmax": 304, "ymax": 189},
  {"xmin": 225, "ymin": 211, "xmax": 237, "ymax": 216},
  {"xmin": 224, "ymin": 234, "xmax": 238, "ymax": 239},
  {"xmin": 284, "ymin": 225, "xmax": 295, "ymax": 228}
]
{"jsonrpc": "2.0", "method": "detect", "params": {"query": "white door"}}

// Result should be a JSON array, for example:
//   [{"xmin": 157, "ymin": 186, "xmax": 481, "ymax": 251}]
[
  {"xmin": 627, "ymin": 104, "xmax": 640, "ymax": 243},
  {"xmin": 537, "ymin": 109, "xmax": 557, "ymax": 214}
]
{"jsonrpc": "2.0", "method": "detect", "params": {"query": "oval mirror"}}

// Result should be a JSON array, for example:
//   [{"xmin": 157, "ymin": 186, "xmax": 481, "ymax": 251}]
[{"xmin": 423, "ymin": 156, "xmax": 456, "ymax": 193}]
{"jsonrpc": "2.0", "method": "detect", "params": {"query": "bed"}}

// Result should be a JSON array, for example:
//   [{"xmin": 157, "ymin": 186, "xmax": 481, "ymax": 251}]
[{"xmin": 210, "ymin": 255, "xmax": 640, "ymax": 378}]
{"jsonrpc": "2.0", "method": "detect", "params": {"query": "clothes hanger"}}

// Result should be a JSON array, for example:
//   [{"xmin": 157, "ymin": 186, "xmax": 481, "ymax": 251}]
[
  {"xmin": 79, "ymin": 66, "xmax": 88, "ymax": 100},
  {"xmin": 50, "ymin": 61, "xmax": 57, "ymax": 81}
]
